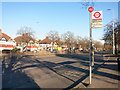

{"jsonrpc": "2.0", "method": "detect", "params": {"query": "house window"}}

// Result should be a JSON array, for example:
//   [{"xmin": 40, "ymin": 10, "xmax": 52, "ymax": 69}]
[
  {"xmin": 1, "ymin": 37, "xmax": 6, "ymax": 41},
  {"xmin": 8, "ymin": 39, "xmax": 14, "ymax": 42},
  {"xmin": 29, "ymin": 40, "xmax": 33, "ymax": 43}
]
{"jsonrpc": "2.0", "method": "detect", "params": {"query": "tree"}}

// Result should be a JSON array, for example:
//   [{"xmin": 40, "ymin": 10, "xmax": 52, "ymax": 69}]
[
  {"xmin": 102, "ymin": 20, "xmax": 120, "ymax": 54},
  {"xmin": 47, "ymin": 30, "xmax": 59, "ymax": 52},
  {"xmin": 118, "ymin": 25, "xmax": 120, "ymax": 49},
  {"xmin": 93, "ymin": 40, "xmax": 103, "ymax": 50},
  {"xmin": 74, "ymin": 36, "xmax": 82, "ymax": 50},
  {"xmin": 17, "ymin": 26, "xmax": 35, "ymax": 51},
  {"xmin": 56, "ymin": 38, "xmax": 63, "ymax": 47},
  {"xmin": 80, "ymin": 37, "xmax": 89, "ymax": 50},
  {"xmin": 81, "ymin": 0, "xmax": 95, "ymax": 8},
  {"xmin": 61, "ymin": 31, "xmax": 74, "ymax": 53},
  {"xmin": 38, "ymin": 39, "xmax": 41, "ymax": 42}
]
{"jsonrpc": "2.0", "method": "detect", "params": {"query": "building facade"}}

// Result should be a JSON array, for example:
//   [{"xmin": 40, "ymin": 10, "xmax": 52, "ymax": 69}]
[
  {"xmin": 0, "ymin": 29, "xmax": 16, "ymax": 53},
  {"xmin": 14, "ymin": 34, "xmax": 39, "ymax": 52},
  {"xmin": 39, "ymin": 37, "xmax": 58, "ymax": 51}
]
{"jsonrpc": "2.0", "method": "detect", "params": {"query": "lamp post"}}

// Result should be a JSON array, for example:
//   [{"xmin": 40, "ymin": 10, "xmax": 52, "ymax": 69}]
[{"xmin": 107, "ymin": 9, "xmax": 115, "ymax": 55}]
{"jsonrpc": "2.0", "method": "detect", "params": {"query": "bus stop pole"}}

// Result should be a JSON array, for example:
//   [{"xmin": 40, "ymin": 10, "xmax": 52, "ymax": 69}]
[{"xmin": 89, "ymin": 11, "xmax": 92, "ymax": 85}]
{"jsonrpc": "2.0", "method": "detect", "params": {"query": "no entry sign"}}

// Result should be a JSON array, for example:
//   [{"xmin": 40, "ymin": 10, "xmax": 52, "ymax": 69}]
[{"xmin": 92, "ymin": 11, "xmax": 102, "ymax": 28}]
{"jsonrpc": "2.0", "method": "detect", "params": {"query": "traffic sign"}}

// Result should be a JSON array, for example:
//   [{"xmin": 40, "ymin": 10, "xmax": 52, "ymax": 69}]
[
  {"xmin": 93, "ymin": 12, "xmax": 101, "ymax": 18},
  {"xmin": 88, "ymin": 7, "xmax": 94, "ymax": 13},
  {"xmin": 92, "ymin": 11, "xmax": 102, "ymax": 28},
  {"xmin": 92, "ymin": 11, "xmax": 102, "ymax": 20}
]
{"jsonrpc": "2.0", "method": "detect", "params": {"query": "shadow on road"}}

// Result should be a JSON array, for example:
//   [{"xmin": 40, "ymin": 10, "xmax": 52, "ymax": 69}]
[
  {"xmin": 56, "ymin": 54, "xmax": 105, "ymax": 63},
  {"xmin": 2, "ymin": 55, "xmax": 40, "ymax": 89},
  {"xmin": 2, "ymin": 53, "xmax": 119, "ymax": 89},
  {"xmin": 55, "ymin": 54, "xmax": 119, "ymax": 89}
]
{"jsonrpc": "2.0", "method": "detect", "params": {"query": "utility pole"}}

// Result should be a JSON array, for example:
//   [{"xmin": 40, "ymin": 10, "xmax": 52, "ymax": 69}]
[
  {"xmin": 112, "ymin": 9, "xmax": 115, "ymax": 55},
  {"xmin": 107, "ymin": 9, "xmax": 115, "ymax": 54}
]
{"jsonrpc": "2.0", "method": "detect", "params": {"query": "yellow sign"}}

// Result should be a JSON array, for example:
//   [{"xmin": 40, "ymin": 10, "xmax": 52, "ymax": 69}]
[
  {"xmin": 55, "ymin": 47, "xmax": 58, "ymax": 49},
  {"xmin": 58, "ymin": 47, "xmax": 62, "ymax": 51}
]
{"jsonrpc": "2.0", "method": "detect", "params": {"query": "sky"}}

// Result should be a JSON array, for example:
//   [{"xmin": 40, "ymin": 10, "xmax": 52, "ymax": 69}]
[{"xmin": 1, "ymin": 2, "xmax": 119, "ymax": 43}]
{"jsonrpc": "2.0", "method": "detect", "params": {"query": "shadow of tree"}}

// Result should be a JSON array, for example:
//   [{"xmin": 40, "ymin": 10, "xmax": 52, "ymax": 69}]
[
  {"xmin": 2, "ymin": 55, "xmax": 40, "ymax": 89},
  {"xmin": 56, "ymin": 54, "xmax": 104, "ymax": 63},
  {"xmin": 22, "ymin": 57, "xmax": 119, "ymax": 88},
  {"xmin": 2, "ymin": 53, "xmax": 119, "ymax": 89}
]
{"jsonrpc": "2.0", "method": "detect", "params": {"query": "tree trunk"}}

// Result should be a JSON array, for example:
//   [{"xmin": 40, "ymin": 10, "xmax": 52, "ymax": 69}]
[
  {"xmin": 115, "ymin": 33, "xmax": 117, "ymax": 55},
  {"xmin": 26, "ymin": 43, "xmax": 28, "ymax": 52},
  {"xmin": 51, "ymin": 42, "xmax": 54, "ymax": 52}
]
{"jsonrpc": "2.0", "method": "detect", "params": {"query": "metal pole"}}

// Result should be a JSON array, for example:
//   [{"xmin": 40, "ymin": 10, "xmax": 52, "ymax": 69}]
[
  {"xmin": 89, "ymin": 12, "xmax": 92, "ymax": 84},
  {"xmin": 112, "ymin": 9, "xmax": 115, "ymax": 55}
]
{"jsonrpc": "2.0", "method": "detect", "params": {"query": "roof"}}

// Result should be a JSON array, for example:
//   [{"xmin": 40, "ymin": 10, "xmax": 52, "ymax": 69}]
[
  {"xmin": 0, "ymin": 32, "xmax": 11, "ymax": 41},
  {"xmin": 14, "ymin": 35, "xmax": 36, "ymax": 43},
  {"xmin": 55, "ymin": 38, "xmax": 63, "ymax": 45},
  {"xmin": 39, "ymin": 37, "xmax": 52, "ymax": 44},
  {"xmin": 14, "ymin": 36, "xmax": 23, "ymax": 43},
  {"xmin": 39, "ymin": 37, "xmax": 63, "ymax": 45}
]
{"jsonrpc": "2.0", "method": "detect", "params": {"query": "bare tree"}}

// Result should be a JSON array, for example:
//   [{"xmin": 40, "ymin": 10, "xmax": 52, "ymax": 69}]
[
  {"xmin": 17, "ymin": 26, "xmax": 35, "ymax": 37},
  {"xmin": 93, "ymin": 40, "xmax": 103, "ymax": 50},
  {"xmin": 102, "ymin": 20, "xmax": 120, "ymax": 54},
  {"xmin": 80, "ymin": 37, "xmax": 89, "ymax": 50},
  {"xmin": 74, "ymin": 36, "xmax": 82, "ymax": 50},
  {"xmin": 81, "ymin": 0, "xmax": 95, "ymax": 8},
  {"xmin": 62, "ymin": 31, "xmax": 74, "ymax": 53},
  {"xmin": 17, "ymin": 26, "xmax": 35, "ymax": 51},
  {"xmin": 47, "ymin": 30, "xmax": 59, "ymax": 52}
]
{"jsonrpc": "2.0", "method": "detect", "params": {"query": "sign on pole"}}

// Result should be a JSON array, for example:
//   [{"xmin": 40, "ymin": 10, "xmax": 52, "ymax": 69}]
[
  {"xmin": 88, "ymin": 7, "xmax": 103, "ymax": 85},
  {"xmin": 88, "ymin": 6, "xmax": 94, "ymax": 85},
  {"xmin": 88, "ymin": 7, "xmax": 94, "ymax": 13},
  {"xmin": 92, "ymin": 11, "xmax": 102, "ymax": 28}
]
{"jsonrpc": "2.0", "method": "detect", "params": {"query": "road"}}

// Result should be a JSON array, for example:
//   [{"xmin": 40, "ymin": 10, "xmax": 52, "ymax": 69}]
[{"xmin": 2, "ymin": 51, "xmax": 110, "ymax": 88}]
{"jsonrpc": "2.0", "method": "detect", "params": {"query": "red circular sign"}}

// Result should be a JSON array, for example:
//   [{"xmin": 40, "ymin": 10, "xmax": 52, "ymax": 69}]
[
  {"xmin": 93, "ymin": 12, "xmax": 101, "ymax": 18},
  {"xmin": 88, "ymin": 7, "xmax": 94, "ymax": 13}
]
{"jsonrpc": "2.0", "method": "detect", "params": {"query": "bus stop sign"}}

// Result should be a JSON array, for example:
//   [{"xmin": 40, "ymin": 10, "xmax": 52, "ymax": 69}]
[{"xmin": 88, "ymin": 7, "xmax": 94, "ymax": 13}]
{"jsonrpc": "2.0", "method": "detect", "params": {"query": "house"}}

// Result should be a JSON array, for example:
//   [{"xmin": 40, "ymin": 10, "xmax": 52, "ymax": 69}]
[
  {"xmin": 39, "ymin": 36, "xmax": 68, "ymax": 52},
  {"xmin": 0, "ymin": 29, "xmax": 16, "ymax": 53},
  {"xmin": 14, "ymin": 33, "xmax": 39, "ymax": 52},
  {"xmin": 39, "ymin": 36, "xmax": 58, "ymax": 51}
]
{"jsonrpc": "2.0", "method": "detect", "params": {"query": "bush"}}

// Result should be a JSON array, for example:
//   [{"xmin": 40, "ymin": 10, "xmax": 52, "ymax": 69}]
[
  {"xmin": 12, "ymin": 48, "xmax": 20, "ymax": 53},
  {"xmin": 118, "ymin": 50, "xmax": 120, "ymax": 53}
]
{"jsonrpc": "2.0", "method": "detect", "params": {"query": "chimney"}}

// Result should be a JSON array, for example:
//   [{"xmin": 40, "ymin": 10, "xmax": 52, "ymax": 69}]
[
  {"xmin": 0, "ymin": 29, "xmax": 1, "ymax": 33},
  {"xmin": 23, "ymin": 33, "xmax": 29, "ymax": 36},
  {"xmin": 26, "ymin": 33, "xmax": 28, "ymax": 36},
  {"xmin": 46, "ymin": 36, "xmax": 49, "ymax": 39},
  {"xmin": 0, "ymin": 29, "xmax": 2, "ymax": 38}
]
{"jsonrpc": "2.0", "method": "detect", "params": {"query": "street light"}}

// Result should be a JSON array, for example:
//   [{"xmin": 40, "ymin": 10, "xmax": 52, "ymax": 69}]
[{"xmin": 107, "ymin": 9, "xmax": 115, "ymax": 55}]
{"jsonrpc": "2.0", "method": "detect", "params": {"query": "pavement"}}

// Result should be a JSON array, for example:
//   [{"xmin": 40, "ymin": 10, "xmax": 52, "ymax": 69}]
[{"xmin": 75, "ymin": 56, "xmax": 120, "ymax": 89}]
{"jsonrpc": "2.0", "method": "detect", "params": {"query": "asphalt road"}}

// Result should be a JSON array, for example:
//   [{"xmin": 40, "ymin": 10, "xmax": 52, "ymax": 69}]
[{"xmin": 2, "ymin": 51, "xmax": 110, "ymax": 88}]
